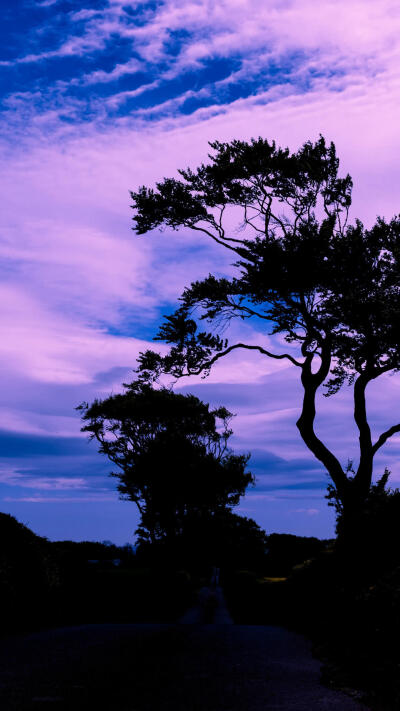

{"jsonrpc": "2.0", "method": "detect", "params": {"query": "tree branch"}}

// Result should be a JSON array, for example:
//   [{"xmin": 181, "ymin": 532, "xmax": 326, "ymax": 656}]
[
  {"xmin": 225, "ymin": 299, "xmax": 270, "ymax": 321},
  {"xmin": 243, "ymin": 204, "xmax": 266, "ymax": 235},
  {"xmin": 181, "ymin": 342, "xmax": 304, "ymax": 377},
  {"xmin": 189, "ymin": 224, "xmax": 250, "ymax": 257},
  {"xmin": 372, "ymin": 423, "xmax": 400, "ymax": 455}
]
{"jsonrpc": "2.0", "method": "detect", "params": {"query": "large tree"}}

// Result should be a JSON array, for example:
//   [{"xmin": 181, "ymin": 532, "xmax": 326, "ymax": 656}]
[
  {"xmin": 130, "ymin": 136, "xmax": 400, "ymax": 515},
  {"xmin": 79, "ymin": 381, "xmax": 253, "ymax": 546}
]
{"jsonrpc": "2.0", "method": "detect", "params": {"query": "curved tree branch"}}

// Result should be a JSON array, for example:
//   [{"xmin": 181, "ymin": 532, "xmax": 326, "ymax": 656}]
[
  {"xmin": 372, "ymin": 423, "xmax": 400, "ymax": 455},
  {"xmin": 180, "ymin": 342, "xmax": 304, "ymax": 377}
]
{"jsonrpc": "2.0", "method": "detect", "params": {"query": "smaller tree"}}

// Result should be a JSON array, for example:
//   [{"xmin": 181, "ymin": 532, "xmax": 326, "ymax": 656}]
[{"xmin": 79, "ymin": 381, "xmax": 253, "ymax": 549}]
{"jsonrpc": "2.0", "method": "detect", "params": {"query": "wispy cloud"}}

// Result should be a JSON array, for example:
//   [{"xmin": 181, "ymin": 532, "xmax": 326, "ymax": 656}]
[
  {"xmin": 0, "ymin": 284, "xmax": 158, "ymax": 385},
  {"xmin": 0, "ymin": 465, "xmax": 89, "ymax": 491},
  {"xmin": 80, "ymin": 57, "xmax": 143, "ymax": 85},
  {"xmin": 34, "ymin": 0, "xmax": 60, "ymax": 7},
  {"xmin": 4, "ymin": 494, "xmax": 116, "ymax": 503},
  {"xmin": 0, "ymin": 409, "xmax": 81, "ymax": 438}
]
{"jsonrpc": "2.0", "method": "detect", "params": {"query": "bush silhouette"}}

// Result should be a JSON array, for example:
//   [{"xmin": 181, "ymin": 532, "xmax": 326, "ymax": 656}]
[{"xmin": 0, "ymin": 513, "xmax": 60, "ymax": 630}]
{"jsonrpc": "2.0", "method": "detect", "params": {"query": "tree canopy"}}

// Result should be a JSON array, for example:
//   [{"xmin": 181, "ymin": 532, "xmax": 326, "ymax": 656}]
[
  {"xmin": 79, "ymin": 381, "xmax": 253, "ymax": 546},
  {"xmin": 130, "ymin": 135, "xmax": 400, "ymax": 513}
]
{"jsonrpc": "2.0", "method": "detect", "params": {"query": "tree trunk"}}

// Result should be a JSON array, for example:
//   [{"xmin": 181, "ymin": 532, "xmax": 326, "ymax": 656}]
[
  {"xmin": 352, "ymin": 374, "xmax": 373, "ymax": 505},
  {"xmin": 296, "ymin": 351, "xmax": 351, "ymax": 502}
]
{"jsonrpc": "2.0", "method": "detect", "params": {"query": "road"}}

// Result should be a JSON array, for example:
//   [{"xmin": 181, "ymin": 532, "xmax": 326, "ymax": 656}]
[{"xmin": 0, "ymin": 589, "xmax": 370, "ymax": 710}]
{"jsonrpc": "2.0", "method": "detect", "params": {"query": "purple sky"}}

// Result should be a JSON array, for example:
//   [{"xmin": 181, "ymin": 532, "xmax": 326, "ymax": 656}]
[{"xmin": 2, "ymin": 0, "xmax": 400, "ymax": 543}]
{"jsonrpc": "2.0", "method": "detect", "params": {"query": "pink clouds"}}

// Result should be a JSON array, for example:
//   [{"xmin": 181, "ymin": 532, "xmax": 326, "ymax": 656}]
[
  {"xmin": 0, "ymin": 282, "xmax": 158, "ymax": 385},
  {"xmin": 2, "ymin": 0, "xmax": 400, "ymax": 538},
  {"xmin": 3, "ymin": 77, "xmax": 400, "ymax": 461}
]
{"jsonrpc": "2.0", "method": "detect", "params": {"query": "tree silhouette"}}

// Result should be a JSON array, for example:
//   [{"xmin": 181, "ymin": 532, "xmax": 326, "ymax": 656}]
[
  {"xmin": 79, "ymin": 381, "xmax": 253, "ymax": 546},
  {"xmin": 130, "ymin": 135, "xmax": 400, "ymax": 515}
]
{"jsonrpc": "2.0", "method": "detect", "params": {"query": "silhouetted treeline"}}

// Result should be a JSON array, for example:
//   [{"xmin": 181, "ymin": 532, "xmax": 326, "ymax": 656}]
[
  {"xmin": 0, "ymin": 514, "xmax": 193, "ymax": 632},
  {"xmin": 0, "ymin": 513, "xmax": 59, "ymax": 631},
  {"xmin": 0, "ymin": 509, "xmax": 270, "ymax": 633},
  {"xmin": 2, "ymin": 509, "xmax": 329, "ymax": 634},
  {"xmin": 0, "ymin": 510, "xmax": 337, "ymax": 637}
]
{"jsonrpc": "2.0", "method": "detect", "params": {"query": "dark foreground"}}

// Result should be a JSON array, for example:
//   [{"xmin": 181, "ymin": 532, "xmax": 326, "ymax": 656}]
[{"xmin": 0, "ymin": 622, "xmax": 369, "ymax": 710}]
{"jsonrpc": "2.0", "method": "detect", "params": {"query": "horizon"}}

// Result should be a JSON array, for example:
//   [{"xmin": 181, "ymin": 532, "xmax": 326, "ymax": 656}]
[{"xmin": 1, "ymin": 0, "xmax": 400, "ymax": 544}]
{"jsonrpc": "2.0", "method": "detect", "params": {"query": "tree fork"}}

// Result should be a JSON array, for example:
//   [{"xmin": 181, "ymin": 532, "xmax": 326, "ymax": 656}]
[
  {"xmin": 296, "ymin": 382, "xmax": 349, "ymax": 505},
  {"xmin": 296, "ymin": 350, "xmax": 350, "ymax": 506}
]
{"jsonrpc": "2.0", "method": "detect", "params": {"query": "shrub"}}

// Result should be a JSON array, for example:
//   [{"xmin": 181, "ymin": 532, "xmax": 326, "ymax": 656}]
[{"xmin": 0, "ymin": 513, "xmax": 60, "ymax": 631}]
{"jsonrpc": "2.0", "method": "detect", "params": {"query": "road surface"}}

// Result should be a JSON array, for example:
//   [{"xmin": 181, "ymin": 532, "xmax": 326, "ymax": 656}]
[{"xmin": 0, "ymin": 588, "xmax": 370, "ymax": 710}]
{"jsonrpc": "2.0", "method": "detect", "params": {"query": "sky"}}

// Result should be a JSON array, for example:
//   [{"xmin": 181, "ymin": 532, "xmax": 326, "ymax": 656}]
[{"xmin": 2, "ymin": 0, "xmax": 400, "ymax": 544}]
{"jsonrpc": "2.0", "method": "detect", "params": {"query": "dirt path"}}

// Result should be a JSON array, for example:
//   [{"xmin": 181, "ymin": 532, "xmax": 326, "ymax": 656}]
[{"xmin": 0, "ymin": 617, "xmax": 370, "ymax": 710}]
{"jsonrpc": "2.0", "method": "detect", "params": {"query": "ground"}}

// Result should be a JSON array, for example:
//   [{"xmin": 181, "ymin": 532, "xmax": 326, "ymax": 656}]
[{"xmin": 0, "ymin": 586, "xmax": 370, "ymax": 710}]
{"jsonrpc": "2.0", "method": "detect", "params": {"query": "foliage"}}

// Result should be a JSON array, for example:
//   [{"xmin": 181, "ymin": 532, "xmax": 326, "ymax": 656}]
[
  {"xmin": 221, "ymin": 532, "xmax": 330, "ymax": 625},
  {"xmin": 264, "ymin": 532, "xmax": 330, "ymax": 576},
  {"xmin": 332, "ymin": 470, "xmax": 400, "ymax": 581},
  {"xmin": 79, "ymin": 381, "xmax": 253, "ymax": 547},
  {"xmin": 0, "ymin": 513, "xmax": 60, "ymax": 631},
  {"xmin": 207, "ymin": 511, "xmax": 268, "ymax": 571},
  {"xmin": 137, "ymin": 509, "xmax": 269, "ymax": 572},
  {"xmin": 131, "ymin": 135, "xmax": 400, "ymax": 512}
]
